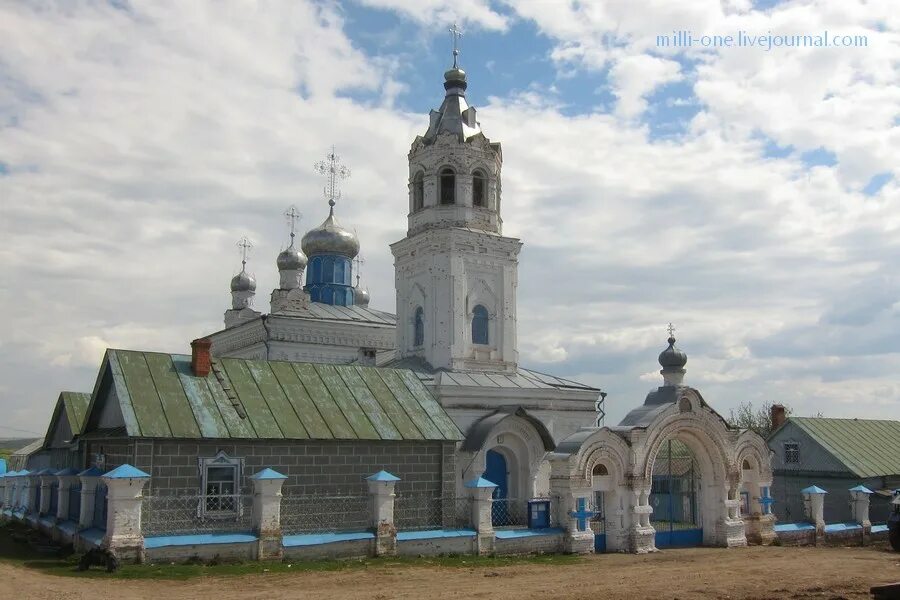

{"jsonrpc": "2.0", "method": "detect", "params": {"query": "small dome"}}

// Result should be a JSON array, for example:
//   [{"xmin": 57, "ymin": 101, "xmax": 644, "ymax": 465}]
[
  {"xmin": 230, "ymin": 269, "xmax": 256, "ymax": 293},
  {"xmin": 658, "ymin": 336, "xmax": 687, "ymax": 370},
  {"xmin": 277, "ymin": 245, "xmax": 307, "ymax": 271},
  {"xmin": 353, "ymin": 285, "xmax": 370, "ymax": 307},
  {"xmin": 301, "ymin": 207, "xmax": 360, "ymax": 258}
]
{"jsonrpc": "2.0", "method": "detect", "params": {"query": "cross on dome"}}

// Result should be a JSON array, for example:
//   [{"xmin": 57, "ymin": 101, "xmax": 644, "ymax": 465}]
[
  {"xmin": 237, "ymin": 236, "xmax": 252, "ymax": 271},
  {"xmin": 449, "ymin": 22, "xmax": 463, "ymax": 68},
  {"xmin": 284, "ymin": 205, "xmax": 302, "ymax": 247},
  {"xmin": 313, "ymin": 146, "xmax": 351, "ymax": 211}
]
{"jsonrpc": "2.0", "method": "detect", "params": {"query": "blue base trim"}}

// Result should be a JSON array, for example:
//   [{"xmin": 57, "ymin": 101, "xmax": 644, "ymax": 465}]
[
  {"xmin": 57, "ymin": 520, "xmax": 77, "ymax": 536},
  {"xmin": 774, "ymin": 522, "xmax": 816, "ymax": 532},
  {"xmin": 1, "ymin": 509, "xmax": 12, "ymax": 517},
  {"xmin": 824, "ymin": 522, "xmax": 862, "ymax": 533},
  {"xmin": 495, "ymin": 527, "xmax": 564, "ymax": 540},
  {"xmin": 872, "ymin": 524, "xmax": 888, "ymax": 533},
  {"xmin": 282, "ymin": 532, "xmax": 375, "ymax": 547},
  {"xmin": 38, "ymin": 517, "xmax": 55, "ymax": 528},
  {"xmin": 655, "ymin": 528, "xmax": 703, "ymax": 548},
  {"xmin": 144, "ymin": 532, "xmax": 258, "ymax": 549},
  {"xmin": 79, "ymin": 527, "xmax": 106, "ymax": 547},
  {"xmin": 594, "ymin": 534, "xmax": 607, "ymax": 552},
  {"xmin": 397, "ymin": 529, "xmax": 477, "ymax": 541}
]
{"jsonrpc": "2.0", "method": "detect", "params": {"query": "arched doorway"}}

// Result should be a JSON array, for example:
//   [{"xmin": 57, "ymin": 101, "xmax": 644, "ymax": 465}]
[
  {"xmin": 483, "ymin": 448, "xmax": 526, "ymax": 526},
  {"xmin": 590, "ymin": 463, "xmax": 610, "ymax": 552},
  {"xmin": 650, "ymin": 438, "xmax": 703, "ymax": 548}
]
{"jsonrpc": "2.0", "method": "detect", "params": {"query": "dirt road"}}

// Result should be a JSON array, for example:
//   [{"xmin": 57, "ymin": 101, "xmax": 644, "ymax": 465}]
[{"xmin": 1, "ymin": 545, "xmax": 898, "ymax": 600}]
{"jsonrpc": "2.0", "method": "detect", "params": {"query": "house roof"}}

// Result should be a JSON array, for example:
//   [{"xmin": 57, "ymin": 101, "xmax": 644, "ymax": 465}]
[
  {"xmin": 788, "ymin": 417, "xmax": 900, "ymax": 478},
  {"xmin": 43, "ymin": 391, "xmax": 91, "ymax": 447},
  {"xmin": 84, "ymin": 349, "xmax": 462, "ymax": 442}
]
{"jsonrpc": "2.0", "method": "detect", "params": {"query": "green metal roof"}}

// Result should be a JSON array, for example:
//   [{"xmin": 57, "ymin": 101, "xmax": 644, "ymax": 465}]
[
  {"xmin": 88, "ymin": 350, "xmax": 462, "ymax": 441},
  {"xmin": 61, "ymin": 392, "xmax": 91, "ymax": 436},
  {"xmin": 790, "ymin": 417, "xmax": 900, "ymax": 478}
]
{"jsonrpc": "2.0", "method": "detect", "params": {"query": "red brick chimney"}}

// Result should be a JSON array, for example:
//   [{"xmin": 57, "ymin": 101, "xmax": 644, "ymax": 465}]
[
  {"xmin": 771, "ymin": 404, "xmax": 787, "ymax": 431},
  {"xmin": 191, "ymin": 338, "xmax": 212, "ymax": 377}
]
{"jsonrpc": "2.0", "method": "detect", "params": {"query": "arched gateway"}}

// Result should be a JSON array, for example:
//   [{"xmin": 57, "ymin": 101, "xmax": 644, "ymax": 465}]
[{"xmin": 548, "ymin": 335, "xmax": 775, "ymax": 553}]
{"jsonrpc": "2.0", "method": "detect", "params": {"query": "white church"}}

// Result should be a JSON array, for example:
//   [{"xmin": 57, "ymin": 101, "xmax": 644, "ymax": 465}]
[
  {"xmin": 201, "ymin": 47, "xmax": 776, "ymax": 553},
  {"xmin": 2, "ymin": 43, "xmax": 777, "ymax": 560}
]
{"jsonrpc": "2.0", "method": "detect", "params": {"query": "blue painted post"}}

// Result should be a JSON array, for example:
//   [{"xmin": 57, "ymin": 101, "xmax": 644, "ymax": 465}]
[
  {"xmin": 465, "ymin": 476, "xmax": 497, "ymax": 556},
  {"xmin": 251, "ymin": 468, "xmax": 288, "ymax": 561},
  {"xmin": 366, "ymin": 470, "xmax": 400, "ymax": 557},
  {"xmin": 801, "ymin": 485, "xmax": 827, "ymax": 545},
  {"xmin": 849, "ymin": 485, "xmax": 873, "ymax": 545}
]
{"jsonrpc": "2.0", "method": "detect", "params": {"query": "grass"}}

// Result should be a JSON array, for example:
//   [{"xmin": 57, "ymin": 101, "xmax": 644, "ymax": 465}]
[{"xmin": 0, "ymin": 521, "xmax": 582, "ymax": 580}]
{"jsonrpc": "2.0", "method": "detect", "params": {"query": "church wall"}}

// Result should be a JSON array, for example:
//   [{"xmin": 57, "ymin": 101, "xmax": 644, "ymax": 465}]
[{"xmin": 87, "ymin": 439, "xmax": 456, "ymax": 498}]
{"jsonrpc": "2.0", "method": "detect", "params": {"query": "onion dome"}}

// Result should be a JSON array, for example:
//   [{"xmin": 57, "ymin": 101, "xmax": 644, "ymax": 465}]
[
  {"xmin": 300, "ymin": 203, "xmax": 360, "ymax": 258},
  {"xmin": 658, "ymin": 336, "xmax": 687, "ymax": 370},
  {"xmin": 230, "ymin": 269, "xmax": 256, "ymax": 293},
  {"xmin": 276, "ymin": 245, "xmax": 307, "ymax": 271},
  {"xmin": 353, "ymin": 284, "xmax": 370, "ymax": 307}
]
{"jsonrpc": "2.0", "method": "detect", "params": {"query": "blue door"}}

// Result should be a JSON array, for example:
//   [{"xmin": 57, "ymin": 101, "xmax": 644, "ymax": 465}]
[
  {"xmin": 484, "ymin": 449, "xmax": 508, "ymax": 526},
  {"xmin": 652, "ymin": 439, "xmax": 703, "ymax": 548}
]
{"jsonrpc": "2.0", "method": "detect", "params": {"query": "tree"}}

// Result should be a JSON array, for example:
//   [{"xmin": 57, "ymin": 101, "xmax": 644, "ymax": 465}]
[{"xmin": 728, "ymin": 401, "xmax": 792, "ymax": 439}]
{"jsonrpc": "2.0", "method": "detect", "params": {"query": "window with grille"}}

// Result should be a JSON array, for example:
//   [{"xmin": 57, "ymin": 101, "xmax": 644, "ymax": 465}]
[
  {"xmin": 413, "ymin": 307, "xmax": 425, "ymax": 347},
  {"xmin": 784, "ymin": 442, "xmax": 800, "ymax": 464},
  {"xmin": 472, "ymin": 170, "xmax": 487, "ymax": 207},
  {"xmin": 413, "ymin": 172, "xmax": 424, "ymax": 211},
  {"xmin": 440, "ymin": 168, "xmax": 455, "ymax": 205},
  {"xmin": 199, "ymin": 452, "xmax": 242, "ymax": 516},
  {"xmin": 472, "ymin": 305, "xmax": 489, "ymax": 345}
]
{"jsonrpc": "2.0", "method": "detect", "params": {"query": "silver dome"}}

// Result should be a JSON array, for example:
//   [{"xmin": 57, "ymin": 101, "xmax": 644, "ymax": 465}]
[
  {"xmin": 230, "ymin": 269, "xmax": 257, "ymax": 293},
  {"xmin": 277, "ymin": 245, "xmax": 307, "ymax": 271},
  {"xmin": 658, "ymin": 336, "xmax": 687, "ymax": 370},
  {"xmin": 301, "ymin": 208, "xmax": 360, "ymax": 258},
  {"xmin": 353, "ymin": 285, "xmax": 370, "ymax": 307}
]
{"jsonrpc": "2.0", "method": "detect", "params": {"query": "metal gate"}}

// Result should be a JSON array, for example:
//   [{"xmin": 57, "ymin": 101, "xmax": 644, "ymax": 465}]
[
  {"xmin": 590, "ymin": 492, "xmax": 607, "ymax": 552},
  {"xmin": 651, "ymin": 439, "xmax": 703, "ymax": 548}
]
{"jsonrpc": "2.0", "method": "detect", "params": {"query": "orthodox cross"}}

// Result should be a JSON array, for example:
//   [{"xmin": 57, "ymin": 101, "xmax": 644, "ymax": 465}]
[
  {"xmin": 236, "ymin": 236, "xmax": 252, "ymax": 271},
  {"xmin": 354, "ymin": 253, "xmax": 366, "ymax": 286},
  {"xmin": 313, "ymin": 146, "xmax": 351, "ymax": 209},
  {"xmin": 667, "ymin": 322, "xmax": 676, "ymax": 338},
  {"xmin": 284, "ymin": 205, "xmax": 302, "ymax": 246},
  {"xmin": 569, "ymin": 497, "xmax": 598, "ymax": 532},
  {"xmin": 449, "ymin": 22, "xmax": 462, "ymax": 68}
]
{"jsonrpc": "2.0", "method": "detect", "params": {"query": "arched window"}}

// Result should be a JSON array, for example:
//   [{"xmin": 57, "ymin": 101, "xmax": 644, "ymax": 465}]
[
  {"xmin": 592, "ymin": 464, "xmax": 609, "ymax": 476},
  {"xmin": 413, "ymin": 307, "xmax": 424, "ymax": 347},
  {"xmin": 334, "ymin": 258, "xmax": 345, "ymax": 285},
  {"xmin": 440, "ymin": 168, "xmax": 455, "ymax": 205},
  {"xmin": 472, "ymin": 304, "xmax": 489, "ymax": 345},
  {"xmin": 413, "ymin": 172, "xmax": 424, "ymax": 212},
  {"xmin": 472, "ymin": 169, "xmax": 487, "ymax": 208}
]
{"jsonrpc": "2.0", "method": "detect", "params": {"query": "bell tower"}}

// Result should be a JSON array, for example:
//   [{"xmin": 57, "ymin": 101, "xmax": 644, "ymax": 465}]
[{"xmin": 391, "ymin": 30, "xmax": 521, "ymax": 373}]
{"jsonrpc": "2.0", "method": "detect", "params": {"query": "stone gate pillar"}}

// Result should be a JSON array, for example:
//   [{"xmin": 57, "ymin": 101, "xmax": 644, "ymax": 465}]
[
  {"xmin": 722, "ymin": 474, "xmax": 747, "ymax": 547},
  {"xmin": 465, "ymin": 476, "xmax": 497, "ymax": 556},
  {"xmin": 626, "ymin": 477, "xmax": 655, "ymax": 553},
  {"xmin": 102, "ymin": 464, "xmax": 151, "ymax": 563},
  {"xmin": 366, "ymin": 470, "xmax": 399, "ymax": 557},
  {"xmin": 549, "ymin": 476, "xmax": 594, "ymax": 554},
  {"xmin": 251, "ymin": 468, "xmax": 288, "ymax": 560}
]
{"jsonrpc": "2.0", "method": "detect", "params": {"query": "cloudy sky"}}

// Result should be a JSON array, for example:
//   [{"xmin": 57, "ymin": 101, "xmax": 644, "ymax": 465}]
[{"xmin": 1, "ymin": 0, "xmax": 898, "ymax": 437}]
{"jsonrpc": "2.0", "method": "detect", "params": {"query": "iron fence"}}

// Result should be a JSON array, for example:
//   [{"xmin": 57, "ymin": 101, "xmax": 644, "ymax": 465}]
[
  {"xmin": 394, "ymin": 494, "xmax": 472, "ymax": 531},
  {"xmin": 491, "ymin": 497, "xmax": 528, "ymax": 528},
  {"xmin": 68, "ymin": 485, "xmax": 81, "ymax": 521},
  {"xmin": 280, "ymin": 493, "xmax": 370, "ymax": 535},
  {"xmin": 141, "ymin": 493, "xmax": 254, "ymax": 537},
  {"xmin": 92, "ymin": 483, "xmax": 108, "ymax": 530}
]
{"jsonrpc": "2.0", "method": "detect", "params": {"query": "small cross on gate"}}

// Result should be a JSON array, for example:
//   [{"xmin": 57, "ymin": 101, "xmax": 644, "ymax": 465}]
[
  {"xmin": 667, "ymin": 322, "xmax": 676, "ymax": 338},
  {"xmin": 569, "ymin": 497, "xmax": 598, "ymax": 532}
]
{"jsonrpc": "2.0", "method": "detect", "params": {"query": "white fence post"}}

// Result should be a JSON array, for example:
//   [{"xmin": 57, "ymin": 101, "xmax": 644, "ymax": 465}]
[
  {"xmin": 251, "ymin": 468, "xmax": 287, "ymax": 560},
  {"xmin": 849, "ymin": 485, "xmax": 873, "ymax": 544},
  {"xmin": 77, "ymin": 466, "xmax": 103, "ymax": 530},
  {"xmin": 802, "ymin": 485, "xmax": 827, "ymax": 545},
  {"xmin": 366, "ymin": 470, "xmax": 399, "ymax": 557},
  {"xmin": 465, "ymin": 476, "xmax": 497, "ymax": 556},
  {"xmin": 102, "ymin": 464, "xmax": 150, "ymax": 563}
]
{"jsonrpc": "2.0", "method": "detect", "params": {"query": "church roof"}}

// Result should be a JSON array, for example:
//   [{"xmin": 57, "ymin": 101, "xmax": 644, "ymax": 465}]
[
  {"xmin": 381, "ymin": 356, "xmax": 599, "ymax": 392},
  {"xmin": 81, "ymin": 349, "xmax": 462, "ymax": 442},
  {"xmin": 298, "ymin": 303, "xmax": 396, "ymax": 326},
  {"xmin": 42, "ymin": 391, "xmax": 91, "ymax": 449}
]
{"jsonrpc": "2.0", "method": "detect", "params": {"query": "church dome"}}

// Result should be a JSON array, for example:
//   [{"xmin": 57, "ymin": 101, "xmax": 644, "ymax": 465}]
[
  {"xmin": 277, "ymin": 245, "xmax": 307, "ymax": 271},
  {"xmin": 353, "ymin": 284, "xmax": 370, "ymax": 307},
  {"xmin": 301, "ymin": 206, "xmax": 360, "ymax": 258},
  {"xmin": 658, "ymin": 336, "xmax": 687, "ymax": 370},
  {"xmin": 230, "ymin": 270, "xmax": 256, "ymax": 293}
]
